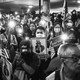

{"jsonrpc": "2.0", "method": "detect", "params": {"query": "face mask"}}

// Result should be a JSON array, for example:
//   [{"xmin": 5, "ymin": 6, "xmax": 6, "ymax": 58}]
[
  {"xmin": 36, "ymin": 34, "xmax": 45, "ymax": 37},
  {"xmin": 67, "ymin": 23, "xmax": 73, "ymax": 27},
  {"xmin": 21, "ymin": 45, "xmax": 30, "ymax": 53},
  {"xmin": 54, "ymin": 27, "xmax": 60, "ymax": 33},
  {"xmin": 36, "ymin": 30, "xmax": 45, "ymax": 37}
]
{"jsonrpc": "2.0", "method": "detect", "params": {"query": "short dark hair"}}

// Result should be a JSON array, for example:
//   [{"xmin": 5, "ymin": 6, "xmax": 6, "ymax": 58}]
[
  {"xmin": 35, "ymin": 26, "xmax": 45, "ymax": 32},
  {"xmin": 19, "ymin": 39, "xmax": 33, "ymax": 50},
  {"xmin": 64, "ymin": 29, "xmax": 77, "ymax": 43}
]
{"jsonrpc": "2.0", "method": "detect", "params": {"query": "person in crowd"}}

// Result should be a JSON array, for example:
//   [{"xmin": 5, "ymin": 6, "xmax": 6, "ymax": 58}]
[
  {"xmin": 71, "ymin": 9, "xmax": 77, "ymax": 26},
  {"xmin": 0, "ymin": 29, "xmax": 7, "ymax": 49},
  {"xmin": 35, "ymin": 26, "xmax": 46, "ymax": 38},
  {"xmin": 45, "ymin": 29, "xmax": 79, "ymax": 79},
  {"xmin": 62, "ymin": 29, "xmax": 78, "ymax": 44},
  {"xmin": 29, "ymin": 22, "xmax": 36, "ymax": 37},
  {"xmin": 0, "ymin": 9, "xmax": 80, "ymax": 80},
  {"xmin": 31, "ymin": 26, "xmax": 61, "ymax": 80},
  {"xmin": 12, "ymin": 39, "xmax": 40, "ymax": 80},
  {"xmin": 0, "ymin": 27, "xmax": 6, "ymax": 80},
  {"xmin": 66, "ymin": 19, "xmax": 74, "ymax": 30},
  {"xmin": 44, "ymin": 27, "xmax": 78, "ymax": 76},
  {"xmin": 46, "ymin": 43, "xmax": 80, "ymax": 80},
  {"xmin": 0, "ymin": 26, "xmax": 12, "ymax": 80},
  {"xmin": 55, "ymin": 13, "xmax": 62, "ymax": 25},
  {"xmin": 7, "ymin": 26, "xmax": 18, "ymax": 62},
  {"xmin": 14, "ymin": 25, "xmax": 23, "ymax": 46},
  {"xmin": 23, "ymin": 23, "xmax": 32, "ymax": 38},
  {"xmin": 35, "ymin": 26, "xmax": 56, "ymax": 58},
  {"xmin": 52, "ymin": 22, "xmax": 63, "ymax": 58},
  {"xmin": 53, "ymin": 22, "xmax": 62, "ymax": 37}
]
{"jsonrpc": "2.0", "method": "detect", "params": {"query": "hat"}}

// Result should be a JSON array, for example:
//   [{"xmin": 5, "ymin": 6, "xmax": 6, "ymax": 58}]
[{"xmin": 19, "ymin": 39, "xmax": 32, "ymax": 49}]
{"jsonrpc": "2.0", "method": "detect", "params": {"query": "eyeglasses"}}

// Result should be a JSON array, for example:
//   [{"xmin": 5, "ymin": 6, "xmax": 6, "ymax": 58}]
[
  {"xmin": 61, "ymin": 56, "xmax": 80, "ymax": 62},
  {"xmin": 36, "ymin": 32, "xmax": 43, "ymax": 34}
]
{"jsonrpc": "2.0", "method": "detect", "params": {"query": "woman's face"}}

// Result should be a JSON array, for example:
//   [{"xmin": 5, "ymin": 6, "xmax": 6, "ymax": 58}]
[
  {"xmin": 66, "ymin": 20, "xmax": 73, "ymax": 28},
  {"xmin": 54, "ymin": 24, "xmax": 61, "ymax": 33},
  {"xmin": 30, "ymin": 23, "xmax": 36, "ymax": 31}
]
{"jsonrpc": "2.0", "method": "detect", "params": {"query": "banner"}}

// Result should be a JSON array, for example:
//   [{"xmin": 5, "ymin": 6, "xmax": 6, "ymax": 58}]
[
  {"xmin": 50, "ymin": 36, "xmax": 62, "ymax": 47},
  {"xmin": 2, "ymin": 58, "xmax": 12, "ymax": 80},
  {"xmin": 0, "ymin": 49, "xmax": 12, "ymax": 80}
]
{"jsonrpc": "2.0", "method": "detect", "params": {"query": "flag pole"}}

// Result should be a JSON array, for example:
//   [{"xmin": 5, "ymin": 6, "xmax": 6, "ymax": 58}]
[{"xmin": 62, "ymin": 0, "xmax": 68, "ymax": 31}]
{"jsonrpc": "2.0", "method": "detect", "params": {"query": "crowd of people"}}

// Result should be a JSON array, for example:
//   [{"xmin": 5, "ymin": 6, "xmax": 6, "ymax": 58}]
[{"xmin": 0, "ymin": 9, "xmax": 80, "ymax": 80}]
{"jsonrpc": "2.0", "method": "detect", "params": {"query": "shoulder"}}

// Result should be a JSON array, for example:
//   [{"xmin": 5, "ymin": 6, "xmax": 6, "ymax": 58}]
[
  {"xmin": 46, "ymin": 70, "xmax": 60, "ymax": 80},
  {"xmin": 46, "ymin": 72, "xmax": 55, "ymax": 80}
]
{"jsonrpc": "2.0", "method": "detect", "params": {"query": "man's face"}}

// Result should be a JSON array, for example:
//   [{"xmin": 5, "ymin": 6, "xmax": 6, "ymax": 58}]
[
  {"xmin": 21, "ymin": 45, "xmax": 31, "ymax": 54},
  {"xmin": 64, "ymin": 48, "xmax": 80, "ymax": 73},
  {"xmin": 68, "ymin": 33, "xmax": 75, "ymax": 39},
  {"xmin": 36, "ymin": 29, "xmax": 45, "ymax": 37}
]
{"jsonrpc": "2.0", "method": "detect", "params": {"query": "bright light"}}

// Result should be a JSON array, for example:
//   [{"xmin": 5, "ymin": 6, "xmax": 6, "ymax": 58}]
[
  {"xmin": 16, "ymin": 28, "xmax": 23, "ymax": 36},
  {"xmin": 51, "ymin": 32, "xmax": 53, "ymax": 36},
  {"xmin": 0, "ymin": 25, "xmax": 1, "ymax": 28},
  {"xmin": 0, "ymin": 14, "xmax": 2, "ymax": 19},
  {"xmin": 77, "ymin": 0, "xmax": 80, "ymax": 3},
  {"xmin": 60, "ymin": 33, "xmax": 69, "ymax": 41},
  {"xmin": 25, "ymin": 36, "xmax": 30, "ymax": 40},
  {"xmin": 27, "ymin": 8, "xmax": 30, "ymax": 13},
  {"xmin": 8, "ymin": 20, "xmax": 16, "ymax": 29},
  {"xmin": 15, "ymin": 11, "xmax": 18, "ymax": 15},
  {"xmin": 17, "ymin": 28, "xmax": 23, "ymax": 34},
  {"xmin": 28, "ymin": 6, "xmax": 33, "ymax": 8}
]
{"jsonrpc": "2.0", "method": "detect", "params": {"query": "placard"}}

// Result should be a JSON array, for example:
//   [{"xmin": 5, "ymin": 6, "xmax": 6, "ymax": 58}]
[
  {"xmin": 50, "ymin": 35, "xmax": 62, "ymax": 47},
  {"xmin": 31, "ymin": 37, "xmax": 47, "ymax": 54}
]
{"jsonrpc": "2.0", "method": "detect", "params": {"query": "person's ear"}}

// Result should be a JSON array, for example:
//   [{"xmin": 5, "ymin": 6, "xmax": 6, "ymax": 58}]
[
  {"xmin": 61, "ymin": 58, "xmax": 65, "ymax": 63},
  {"xmin": 61, "ymin": 58, "xmax": 68, "ymax": 64}
]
